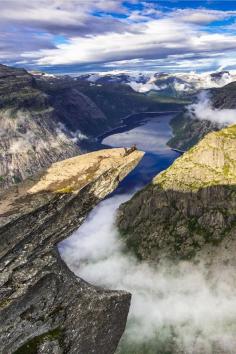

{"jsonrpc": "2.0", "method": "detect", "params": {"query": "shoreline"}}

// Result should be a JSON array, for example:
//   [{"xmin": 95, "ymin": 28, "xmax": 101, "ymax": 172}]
[{"xmin": 96, "ymin": 110, "xmax": 182, "ymax": 143}]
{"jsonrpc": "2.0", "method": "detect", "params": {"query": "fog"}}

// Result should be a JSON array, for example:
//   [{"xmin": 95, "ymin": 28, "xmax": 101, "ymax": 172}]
[
  {"xmin": 187, "ymin": 91, "xmax": 236, "ymax": 126},
  {"xmin": 60, "ymin": 194, "xmax": 236, "ymax": 353}
]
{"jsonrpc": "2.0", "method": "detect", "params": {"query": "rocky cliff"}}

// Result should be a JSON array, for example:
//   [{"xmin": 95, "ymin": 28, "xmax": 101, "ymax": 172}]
[
  {"xmin": 0, "ymin": 65, "xmax": 77, "ymax": 189},
  {"xmin": 0, "ymin": 148, "xmax": 144, "ymax": 354},
  {"xmin": 117, "ymin": 126, "xmax": 236, "ymax": 262},
  {"xmin": 0, "ymin": 63, "xmax": 180, "ymax": 190}
]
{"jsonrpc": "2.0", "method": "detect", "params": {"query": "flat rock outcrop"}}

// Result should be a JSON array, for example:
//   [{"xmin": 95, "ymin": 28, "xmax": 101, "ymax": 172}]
[
  {"xmin": 0, "ymin": 148, "xmax": 144, "ymax": 354},
  {"xmin": 0, "ymin": 63, "xmax": 179, "ymax": 190}
]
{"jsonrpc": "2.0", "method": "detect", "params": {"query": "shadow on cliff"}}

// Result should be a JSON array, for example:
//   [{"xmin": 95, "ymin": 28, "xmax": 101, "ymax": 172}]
[{"xmin": 60, "ymin": 186, "xmax": 236, "ymax": 354}]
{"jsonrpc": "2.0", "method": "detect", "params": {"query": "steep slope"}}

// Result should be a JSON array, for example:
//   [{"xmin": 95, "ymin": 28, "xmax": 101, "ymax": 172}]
[
  {"xmin": 211, "ymin": 81, "xmax": 236, "ymax": 109},
  {"xmin": 168, "ymin": 81, "xmax": 236, "ymax": 151},
  {"xmin": 117, "ymin": 126, "xmax": 236, "ymax": 262},
  {"xmin": 70, "ymin": 79, "xmax": 184, "ymax": 128},
  {"xmin": 0, "ymin": 64, "xmax": 184, "ymax": 189},
  {"xmin": 0, "ymin": 148, "xmax": 144, "ymax": 354},
  {"xmin": 0, "ymin": 65, "xmax": 79, "ymax": 189},
  {"xmin": 167, "ymin": 111, "xmax": 220, "ymax": 151}
]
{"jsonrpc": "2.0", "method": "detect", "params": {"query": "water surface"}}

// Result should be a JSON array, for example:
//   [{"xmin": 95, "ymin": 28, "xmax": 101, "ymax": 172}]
[{"xmin": 59, "ymin": 113, "xmax": 236, "ymax": 353}]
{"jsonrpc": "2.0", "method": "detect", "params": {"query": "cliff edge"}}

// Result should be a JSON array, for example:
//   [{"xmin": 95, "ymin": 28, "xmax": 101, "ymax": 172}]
[
  {"xmin": 117, "ymin": 126, "xmax": 236, "ymax": 262},
  {"xmin": 0, "ymin": 148, "xmax": 144, "ymax": 354}
]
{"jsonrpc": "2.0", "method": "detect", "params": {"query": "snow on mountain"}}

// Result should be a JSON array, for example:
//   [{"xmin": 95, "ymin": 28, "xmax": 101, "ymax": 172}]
[{"xmin": 78, "ymin": 71, "xmax": 236, "ymax": 96}]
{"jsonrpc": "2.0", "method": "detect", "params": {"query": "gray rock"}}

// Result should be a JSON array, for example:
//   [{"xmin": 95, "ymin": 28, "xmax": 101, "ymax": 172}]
[{"xmin": 0, "ymin": 148, "xmax": 144, "ymax": 354}]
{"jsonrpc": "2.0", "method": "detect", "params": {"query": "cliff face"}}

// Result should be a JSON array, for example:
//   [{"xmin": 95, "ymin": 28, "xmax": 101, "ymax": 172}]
[
  {"xmin": 168, "ymin": 81, "xmax": 236, "ymax": 151},
  {"xmin": 0, "ymin": 63, "xmax": 180, "ymax": 190},
  {"xmin": 117, "ymin": 126, "xmax": 236, "ymax": 262},
  {"xmin": 0, "ymin": 64, "xmax": 79, "ymax": 189},
  {"xmin": 167, "ymin": 112, "xmax": 220, "ymax": 151},
  {"xmin": 0, "ymin": 148, "xmax": 144, "ymax": 354}
]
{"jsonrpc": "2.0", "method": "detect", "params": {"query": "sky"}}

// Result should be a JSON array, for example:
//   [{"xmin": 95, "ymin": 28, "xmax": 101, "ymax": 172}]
[{"xmin": 1, "ymin": 0, "xmax": 236, "ymax": 73}]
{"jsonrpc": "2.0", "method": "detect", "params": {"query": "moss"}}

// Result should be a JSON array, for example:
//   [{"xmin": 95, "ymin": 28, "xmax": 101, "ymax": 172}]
[
  {"xmin": 0, "ymin": 298, "xmax": 12, "ymax": 308},
  {"xmin": 218, "ymin": 124, "xmax": 236, "ymax": 138},
  {"xmin": 13, "ymin": 328, "xmax": 63, "ymax": 354},
  {"xmin": 223, "ymin": 164, "xmax": 230, "ymax": 176},
  {"xmin": 56, "ymin": 186, "xmax": 74, "ymax": 193}
]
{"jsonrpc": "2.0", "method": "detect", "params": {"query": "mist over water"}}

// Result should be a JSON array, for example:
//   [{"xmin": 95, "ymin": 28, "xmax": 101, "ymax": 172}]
[
  {"xmin": 59, "ymin": 114, "xmax": 236, "ymax": 353},
  {"xmin": 60, "ymin": 195, "xmax": 236, "ymax": 353},
  {"xmin": 188, "ymin": 91, "xmax": 236, "ymax": 126}
]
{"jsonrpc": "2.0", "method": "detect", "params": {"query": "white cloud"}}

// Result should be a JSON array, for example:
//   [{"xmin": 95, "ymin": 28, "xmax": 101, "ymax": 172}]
[
  {"xmin": 60, "ymin": 194, "xmax": 236, "ymax": 353},
  {"xmin": 172, "ymin": 8, "xmax": 235, "ymax": 24},
  {"xmin": 187, "ymin": 91, "xmax": 236, "ymax": 125},
  {"xmin": 21, "ymin": 18, "xmax": 236, "ymax": 67},
  {"xmin": 1, "ymin": 1, "xmax": 236, "ymax": 72}
]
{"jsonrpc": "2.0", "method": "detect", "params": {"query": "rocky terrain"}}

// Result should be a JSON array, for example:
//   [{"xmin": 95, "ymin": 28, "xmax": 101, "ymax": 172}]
[
  {"xmin": 117, "ymin": 125, "xmax": 236, "ymax": 262},
  {"xmin": 0, "ymin": 64, "xmax": 181, "ymax": 189},
  {"xmin": 0, "ymin": 147, "xmax": 144, "ymax": 354},
  {"xmin": 79, "ymin": 70, "xmax": 236, "ymax": 97}
]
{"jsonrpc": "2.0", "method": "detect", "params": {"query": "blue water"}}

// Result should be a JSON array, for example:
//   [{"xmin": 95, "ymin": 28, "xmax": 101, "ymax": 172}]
[
  {"xmin": 101, "ymin": 113, "xmax": 180, "ymax": 193},
  {"xmin": 60, "ymin": 113, "xmax": 236, "ymax": 354}
]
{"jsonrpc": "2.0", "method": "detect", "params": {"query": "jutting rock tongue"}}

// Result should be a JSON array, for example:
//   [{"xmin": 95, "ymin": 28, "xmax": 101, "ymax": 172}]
[
  {"xmin": 117, "ymin": 125, "xmax": 236, "ymax": 263},
  {"xmin": 0, "ymin": 148, "xmax": 144, "ymax": 354}
]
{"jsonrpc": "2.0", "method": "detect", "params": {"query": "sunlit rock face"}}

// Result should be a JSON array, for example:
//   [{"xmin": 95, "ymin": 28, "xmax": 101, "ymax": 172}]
[
  {"xmin": 117, "ymin": 126, "xmax": 236, "ymax": 353},
  {"xmin": 0, "ymin": 63, "xmax": 182, "ymax": 190},
  {"xmin": 0, "ymin": 148, "xmax": 144, "ymax": 354},
  {"xmin": 117, "ymin": 125, "xmax": 236, "ymax": 262}
]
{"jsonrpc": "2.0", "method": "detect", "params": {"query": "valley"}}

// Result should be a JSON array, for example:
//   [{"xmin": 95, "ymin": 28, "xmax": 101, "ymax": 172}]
[
  {"xmin": 1, "ymin": 64, "xmax": 236, "ymax": 354},
  {"xmin": 2, "ymin": 1, "xmax": 236, "ymax": 353}
]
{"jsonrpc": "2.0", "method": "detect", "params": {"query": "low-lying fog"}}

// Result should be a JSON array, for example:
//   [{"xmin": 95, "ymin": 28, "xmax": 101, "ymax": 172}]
[
  {"xmin": 188, "ymin": 91, "xmax": 236, "ymax": 126},
  {"xmin": 60, "ymin": 194, "xmax": 236, "ymax": 353}
]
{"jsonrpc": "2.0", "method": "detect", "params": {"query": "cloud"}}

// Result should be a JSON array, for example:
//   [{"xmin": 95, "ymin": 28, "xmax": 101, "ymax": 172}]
[
  {"xmin": 0, "ymin": 0, "xmax": 129, "ymax": 63},
  {"xmin": 172, "ymin": 8, "xmax": 235, "ymax": 24},
  {"xmin": 59, "ymin": 194, "xmax": 236, "ymax": 353},
  {"xmin": 20, "ymin": 17, "xmax": 236, "ymax": 68},
  {"xmin": 1, "ymin": 1, "xmax": 236, "ymax": 72},
  {"xmin": 187, "ymin": 91, "xmax": 236, "ymax": 125}
]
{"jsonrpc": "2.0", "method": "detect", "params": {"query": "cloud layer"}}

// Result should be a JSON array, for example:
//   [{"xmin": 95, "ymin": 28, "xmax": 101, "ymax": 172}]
[
  {"xmin": 188, "ymin": 91, "xmax": 236, "ymax": 125},
  {"xmin": 1, "ymin": 1, "xmax": 236, "ymax": 72},
  {"xmin": 60, "ymin": 194, "xmax": 236, "ymax": 353}
]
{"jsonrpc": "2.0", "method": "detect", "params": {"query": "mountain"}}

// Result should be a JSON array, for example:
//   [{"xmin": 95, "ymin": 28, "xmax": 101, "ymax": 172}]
[
  {"xmin": 0, "ymin": 148, "xmax": 144, "ymax": 354},
  {"xmin": 117, "ymin": 125, "xmax": 236, "ymax": 262},
  {"xmin": 168, "ymin": 81, "xmax": 236, "ymax": 151},
  {"xmin": 0, "ymin": 64, "xmax": 101, "ymax": 189},
  {"xmin": 0, "ymin": 64, "xmax": 182, "ymax": 189},
  {"xmin": 79, "ymin": 70, "xmax": 236, "ymax": 97}
]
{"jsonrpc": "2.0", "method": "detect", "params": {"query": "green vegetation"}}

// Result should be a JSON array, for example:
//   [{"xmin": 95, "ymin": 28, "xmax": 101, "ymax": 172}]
[
  {"xmin": 13, "ymin": 328, "xmax": 63, "ymax": 354},
  {"xmin": 147, "ymin": 91, "xmax": 192, "ymax": 104},
  {"xmin": 74, "ymin": 81, "xmax": 185, "ymax": 129}
]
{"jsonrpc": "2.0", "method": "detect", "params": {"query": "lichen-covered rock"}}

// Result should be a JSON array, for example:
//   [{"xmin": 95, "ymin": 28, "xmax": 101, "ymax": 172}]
[
  {"xmin": 0, "ymin": 148, "xmax": 144, "ymax": 354},
  {"xmin": 117, "ymin": 126, "xmax": 236, "ymax": 261}
]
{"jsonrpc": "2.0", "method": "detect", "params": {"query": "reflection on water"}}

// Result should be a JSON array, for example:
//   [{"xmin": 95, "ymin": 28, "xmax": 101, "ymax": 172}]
[
  {"xmin": 103, "ymin": 114, "xmax": 179, "ymax": 193},
  {"xmin": 60, "ymin": 113, "xmax": 236, "ymax": 353},
  {"xmin": 102, "ymin": 115, "xmax": 175, "ymax": 154}
]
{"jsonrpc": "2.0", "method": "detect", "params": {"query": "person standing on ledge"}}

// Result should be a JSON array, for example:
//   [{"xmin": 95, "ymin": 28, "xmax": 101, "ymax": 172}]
[{"xmin": 124, "ymin": 144, "xmax": 137, "ymax": 155}]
